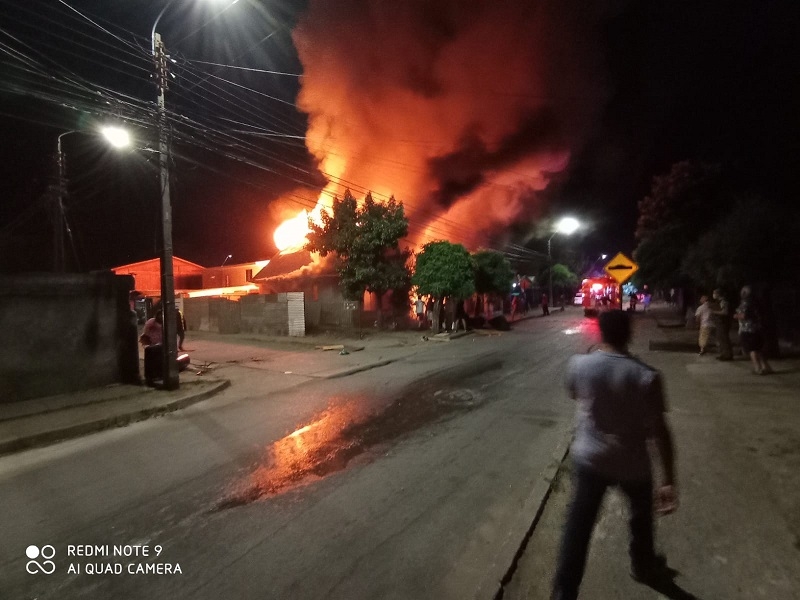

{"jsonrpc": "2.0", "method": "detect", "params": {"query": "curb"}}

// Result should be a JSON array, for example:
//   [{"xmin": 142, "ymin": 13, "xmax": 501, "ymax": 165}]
[
  {"xmin": 0, "ymin": 379, "xmax": 231, "ymax": 456},
  {"xmin": 475, "ymin": 425, "xmax": 573, "ymax": 600}
]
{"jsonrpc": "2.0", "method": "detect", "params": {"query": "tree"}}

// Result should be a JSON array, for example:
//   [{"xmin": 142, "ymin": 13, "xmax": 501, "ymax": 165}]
[
  {"xmin": 550, "ymin": 263, "xmax": 579, "ymax": 289},
  {"xmin": 682, "ymin": 197, "xmax": 800, "ymax": 290},
  {"xmin": 412, "ymin": 241, "xmax": 475, "ymax": 333},
  {"xmin": 635, "ymin": 161, "xmax": 725, "ymax": 242},
  {"xmin": 538, "ymin": 263, "xmax": 579, "ymax": 305},
  {"xmin": 472, "ymin": 249, "xmax": 514, "ymax": 322},
  {"xmin": 681, "ymin": 197, "xmax": 800, "ymax": 357},
  {"xmin": 633, "ymin": 161, "xmax": 727, "ymax": 295},
  {"xmin": 472, "ymin": 250, "xmax": 514, "ymax": 295},
  {"xmin": 306, "ymin": 190, "xmax": 411, "ymax": 326},
  {"xmin": 633, "ymin": 224, "xmax": 691, "ymax": 290}
]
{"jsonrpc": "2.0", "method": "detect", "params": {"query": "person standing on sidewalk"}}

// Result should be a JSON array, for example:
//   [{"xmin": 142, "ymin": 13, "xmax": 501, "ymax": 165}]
[
  {"xmin": 139, "ymin": 309, "xmax": 163, "ymax": 347},
  {"xmin": 176, "ymin": 308, "xmax": 187, "ymax": 352},
  {"xmin": 414, "ymin": 296, "xmax": 426, "ymax": 329},
  {"xmin": 735, "ymin": 285, "xmax": 773, "ymax": 375},
  {"xmin": 694, "ymin": 295, "xmax": 715, "ymax": 355},
  {"xmin": 711, "ymin": 288, "xmax": 733, "ymax": 360},
  {"xmin": 552, "ymin": 310, "xmax": 678, "ymax": 600}
]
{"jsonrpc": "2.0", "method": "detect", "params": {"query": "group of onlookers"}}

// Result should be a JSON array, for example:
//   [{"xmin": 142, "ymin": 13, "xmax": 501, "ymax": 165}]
[
  {"xmin": 694, "ymin": 286, "xmax": 772, "ymax": 375},
  {"xmin": 414, "ymin": 296, "xmax": 468, "ymax": 332}
]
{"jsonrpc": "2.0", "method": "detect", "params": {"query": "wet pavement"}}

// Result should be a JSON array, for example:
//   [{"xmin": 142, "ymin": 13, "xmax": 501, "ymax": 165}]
[
  {"xmin": 216, "ymin": 367, "xmax": 498, "ymax": 509},
  {"xmin": 3, "ymin": 305, "xmax": 798, "ymax": 599}
]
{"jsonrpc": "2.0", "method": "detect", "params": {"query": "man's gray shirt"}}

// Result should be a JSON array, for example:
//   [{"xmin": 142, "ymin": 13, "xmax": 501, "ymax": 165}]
[{"xmin": 565, "ymin": 350, "xmax": 666, "ymax": 481}]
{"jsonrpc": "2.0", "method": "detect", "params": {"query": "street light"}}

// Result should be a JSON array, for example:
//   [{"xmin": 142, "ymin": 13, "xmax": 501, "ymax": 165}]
[
  {"xmin": 222, "ymin": 254, "xmax": 233, "ymax": 267},
  {"xmin": 588, "ymin": 253, "xmax": 608, "ymax": 277},
  {"xmin": 55, "ymin": 127, "xmax": 131, "ymax": 271},
  {"xmin": 548, "ymin": 217, "xmax": 580, "ymax": 307}
]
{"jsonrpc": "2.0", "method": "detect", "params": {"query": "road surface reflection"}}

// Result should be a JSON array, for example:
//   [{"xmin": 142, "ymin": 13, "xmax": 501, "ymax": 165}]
[
  {"xmin": 216, "ymin": 386, "xmax": 483, "ymax": 509},
  {"xmin": 562, "ymin": 316, "xmax": 599, "ymax": 343}
]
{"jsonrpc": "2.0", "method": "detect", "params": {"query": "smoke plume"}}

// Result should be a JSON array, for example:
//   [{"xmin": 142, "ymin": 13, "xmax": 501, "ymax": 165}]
[{"xmin": 292, "ymin": 0, "xmax": 610, "ymax": 249}]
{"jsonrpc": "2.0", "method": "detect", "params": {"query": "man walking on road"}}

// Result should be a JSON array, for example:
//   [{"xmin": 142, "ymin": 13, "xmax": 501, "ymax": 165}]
[{"xmin": 552, "ymin": 310, "xmax": 678, "ymax": 600}]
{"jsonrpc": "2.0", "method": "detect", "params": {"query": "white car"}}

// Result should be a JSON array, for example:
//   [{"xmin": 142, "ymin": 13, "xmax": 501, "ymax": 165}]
[{"xmin": 573, "ymin": 292, "xmax": 584, "ymax": 306}]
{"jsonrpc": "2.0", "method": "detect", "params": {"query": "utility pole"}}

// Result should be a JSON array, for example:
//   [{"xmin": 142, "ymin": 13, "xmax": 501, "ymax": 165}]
[
  {"xmin": 154, "ymin": 32, "xmax": 179, "ymax": 390},
  {"xmin": 54, "ymin": 135, "xmax": 67, "ymax": 272}
]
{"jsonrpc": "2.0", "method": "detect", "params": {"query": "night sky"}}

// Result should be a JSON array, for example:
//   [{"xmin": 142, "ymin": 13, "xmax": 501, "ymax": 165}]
[{"xmin": 1, "ymin": 0, "xmax": 797, "ymax": 274}]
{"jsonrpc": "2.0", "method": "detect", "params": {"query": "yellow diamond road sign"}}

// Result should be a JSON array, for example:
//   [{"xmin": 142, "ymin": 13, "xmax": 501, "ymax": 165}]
[{"xmin": 603, "ymin": 252, "xmax": 638, "ymax": 284}]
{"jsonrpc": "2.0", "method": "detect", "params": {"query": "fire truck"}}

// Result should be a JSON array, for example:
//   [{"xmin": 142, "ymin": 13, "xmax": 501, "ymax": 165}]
[{"xmin": 578, "ymin": 275, "xmax": 621, "ymax": 316}]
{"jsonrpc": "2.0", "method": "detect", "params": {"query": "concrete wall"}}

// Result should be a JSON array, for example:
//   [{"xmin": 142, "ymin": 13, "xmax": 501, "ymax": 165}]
[
  {"xmin": 183, "ymin": 297, "xmax": 241, "ymax": 334},
  {"xmin": 238, "ymin": 293, "xmax": 305, "ymax": 337},
  {"xmin": 0, "ymin": 272, "xmax": 139, "ymax": 402},
  {"xmin": 184, "ymin": 293, "xmax": 305, "ymax": 336},
  {"xmin": 239, "ymin": 294, "xmax": 290, "ymax": 335},
  {"xmin": 303, "ymin": 282, "xmax": 352, "ymax": 329}
]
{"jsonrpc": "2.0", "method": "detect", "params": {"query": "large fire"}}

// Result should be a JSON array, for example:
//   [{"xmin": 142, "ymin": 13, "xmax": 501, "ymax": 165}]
[
  {"xmin": 272, "ymin": 1, "xmax": 607, "ymax": 254},
  {"xmin": 273, "ymin": 210, "xmax": 311, "ymax": 252}
]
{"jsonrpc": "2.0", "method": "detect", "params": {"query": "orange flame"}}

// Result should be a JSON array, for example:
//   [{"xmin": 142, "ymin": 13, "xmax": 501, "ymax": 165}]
[
  {"xmin": 272, "ymin": 161, "xmax": 345, "ymax": 252},
  {"xmin": 273, "ymin": 210, "xmax": 311, "ymax": 252}
]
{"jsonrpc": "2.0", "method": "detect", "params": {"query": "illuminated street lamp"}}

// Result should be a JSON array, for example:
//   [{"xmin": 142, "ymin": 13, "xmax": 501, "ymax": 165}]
[
  {"xmin": 55, "ymin": 127, "xmax": 131, "ymax": 271},
  {"xmin": 547, "ymin": 217, "xmax": 580, "ymax": 307},
  {"xmin": 588, "ymin": 253, "xmax": 608, "ymax": 277}
]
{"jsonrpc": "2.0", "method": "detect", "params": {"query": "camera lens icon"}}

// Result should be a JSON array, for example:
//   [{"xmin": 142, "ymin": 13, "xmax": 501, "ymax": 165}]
[{"xmin": 26, "ymin": 545, "xmax": 56, "ymax": 574}]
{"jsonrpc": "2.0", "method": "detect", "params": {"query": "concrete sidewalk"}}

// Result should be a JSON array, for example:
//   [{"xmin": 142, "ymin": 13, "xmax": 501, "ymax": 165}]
[
  {"xmin": 0, "ymin": 377, "xmax": 232, "ymax": 456},
  {"xmin": 502, "ymin": 305, "xmax": 800, "ymax": 600},
  {"xmin": 0, "ymin": 321, "xmax": 488, "ymax": 456}
]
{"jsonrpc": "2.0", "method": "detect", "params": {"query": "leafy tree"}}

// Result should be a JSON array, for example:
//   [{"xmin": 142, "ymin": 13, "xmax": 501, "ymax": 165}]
[
  {"xmin": 635, "ymin": 161, "xmax": 725, "ymax": 242},
  {"xmin": 472, "ymin": 249, "xmax": 514, "ymax": 322},
  {"xmin": 681, "ymin": 197, "xmax": 800, "ymax": 357},
  {"xmin": 472, "ymin": 250, "xmax": 514, "ymax": 295},
  {"xmin": 682, "ymin": 197, "xmax": 800, "ymax": 291},
  {"xmin": 633, "ymin": 224, "xmax": 691, "ymax": 290},
  {"xmin": 550, "ymin": 263, "xmax": 579, "ymax": 289},
  {"xmin": 412, "ymin": 241, "xmax": 475, "ymax": 332},
  {"xmin": 306, "ymin": 190, "xmax": 411, "ymax": 326},
  {"xmin": 538, "ymin": 263, "xmax": 580, "ymax": 303},
  {"xmin": 633, "ymin": 161, "xmax": 727, "ymax": 296}
]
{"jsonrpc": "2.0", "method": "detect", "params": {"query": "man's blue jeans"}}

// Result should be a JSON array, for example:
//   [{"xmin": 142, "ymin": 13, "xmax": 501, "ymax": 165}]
[{"xmin": 552, "ymin": 462, "xmax": 655, "ymax": 600}]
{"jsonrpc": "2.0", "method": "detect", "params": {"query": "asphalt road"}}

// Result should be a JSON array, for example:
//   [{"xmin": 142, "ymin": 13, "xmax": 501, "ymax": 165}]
[{"xmin": 0, "ymin": 310, "xmax": 595, "ymax": 600}]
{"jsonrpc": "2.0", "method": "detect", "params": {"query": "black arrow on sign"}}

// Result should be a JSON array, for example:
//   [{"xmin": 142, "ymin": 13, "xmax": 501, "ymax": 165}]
[{"xmin": 607, "ymin": 264, "xmax": 633, "ymax": 270}]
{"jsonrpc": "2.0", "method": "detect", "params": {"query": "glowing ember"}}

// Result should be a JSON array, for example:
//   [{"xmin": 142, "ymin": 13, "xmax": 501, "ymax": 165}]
[{"xmin": 273, "ymin": 210, "xmax": 311, "ymax": 251}]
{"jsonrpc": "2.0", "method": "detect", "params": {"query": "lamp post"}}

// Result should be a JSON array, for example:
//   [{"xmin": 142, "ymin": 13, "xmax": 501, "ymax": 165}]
[
  {"xmin": 55, "ymin": 127, "xmax": 130, "ymax": 272},
  {"xmin": 547, "ymin": 217, "xmax": 580, "ymax": 307},
  {"xmin": 222, "ymin": 254, "xmax": 232, "ymax": 267},
  {"xmin": 588, "ymin": 253, "xmax": 608, "ymax": 277}
]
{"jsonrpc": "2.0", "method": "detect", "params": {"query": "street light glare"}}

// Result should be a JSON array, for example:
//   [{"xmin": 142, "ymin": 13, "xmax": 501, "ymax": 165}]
[
  {"xmin": 556, "ymin": 217, "xmax": 580, "ymax": 235},
  {"xmin": 101, "ymin": 126, "xmax": 130, "ymax": 149}
]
